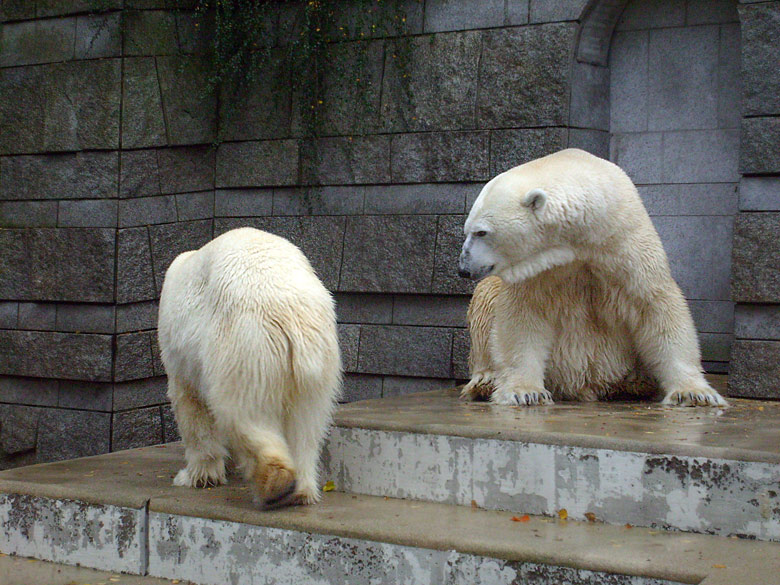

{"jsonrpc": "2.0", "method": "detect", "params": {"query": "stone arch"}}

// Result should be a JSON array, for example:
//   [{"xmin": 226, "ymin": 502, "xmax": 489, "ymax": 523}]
[{"xmin": 569, "ymin": 0, "xmax": 743, "ymax": 372}]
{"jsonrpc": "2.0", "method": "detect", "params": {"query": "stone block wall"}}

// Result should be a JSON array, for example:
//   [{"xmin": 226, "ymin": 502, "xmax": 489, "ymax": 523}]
[
  {"xmin": 729, "ymin": 1, "xmax": 780, "ymax": 399},
  {"xmin": 0, "ymin": 0, "xmax": 777, "ymax": 467}
]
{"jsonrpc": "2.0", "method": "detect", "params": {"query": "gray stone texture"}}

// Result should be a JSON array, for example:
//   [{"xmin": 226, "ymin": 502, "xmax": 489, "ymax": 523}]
[
  {"xmin": 309, "ymin": 41, "xmax": 385, "ymax": 136},
  {"xmin": 391, "ymin": 132, "xmax": 489, "ymax": 183},
  {"xmin": 157, "ymin": 56, "xmax": 217, "ymax": 145},
  {"xmin": 176, "ymin": 191, "xmax": 214, "ymax": 221},
  {"xmin": 36, "ymin": 409, "xmax": 111, "ymax": 463},
  {"xmin": 363, "ymin": 183, "xmax": 469, "ymax": 215},
  {"xmin": 432, "ymin": 215, "xmax": 476, "ymax": 295},
  {"xmin": 0, "ymin": 330, "xmax": 113, "ymax": 382},
  {"xmin": 117, "ymin": 227, "xmax": 157, "ymax": 304},
  {"xmin": 741, "ymin": 117, "xmax": 780, "ymax": 174},
  {"xmin": 0, "ymin": 151, "xmax": 118, "ymax": 201},
  {"xmin": 339, "ymin": 324, "xmax": 361, "ymax": 372},
  {"xmin": 732, "ymin": 212, "xmax": 780, "ymax": 303},
  {"xmin": 17, "ymin": 303, "xmax": 56, "ymax": 330},
  {"xmin": 301, "ymin": 136, "xmax": 390, "ymax": 186},
  {"xmin": 424, "ymin": 0, "xmax": 504, "ymax": 32},
  {"xmin": 735, "ymin": 304, "xmax": 780, "ymax": 340},
  {"xmin": 122, "ymin": 57, "xmax": 167, "ymax": 148},
  {"xmin": 273, "ymin": 186, "xmax": 365, "ymax": 216},
  {"xmin": 57, "ymin": 380, "xmax": 113, "ymax": 412},
  {"xmin": 36, "ymin": 0, "xmax": 123, "ymax": 17},
  {"xmin": 119, "ymin": 195, "xmax": 178, "ymax": 227},
  {"xmin": 382, "ymin": 31, "xmax": 480, "ymax": 132},
  {"xmin": 0, "ymin": 303, "xmax": 18, "ymax": 329},
  {"xmin": 616, "ymin": 0, "xmax": 686, "ymax": 30},
  {"xmin": 451, "ymin": 328, "xmax": 470, "ymax": 379},
  {"xmin": 0, "ymin": 228, "xmax": 115, "ymax": 302},
  {"xmin": 740, "ymin": 2, "xmax": 780, "ymax": 116},
  {"xmin": 739, "ymin": 177, "xmax": 780, "ymax": 211},
  {"xmin": 115, "ymin": 332, "xmax": 155, "ymax": 382},
  {"xmin": 529, "ymin": 0, "xmax": 589, "ymax": 23},
  {"xmin": 0, "ymin": 16, "xmax": 75, "ymax": 67},
  {"xmin": 161, "ymin": 403, "xmax": 181, "ymax": 442},
  {"xmin": 382, "ymin": 376, "xmax": 457, "ymax": 397},
  {"xmin": 477, "ymin": 24, "xmax": 576, "ymax": 128},
  {"xmin": 0, "ymin": 376, "xmax": 58, "ymax": 407},
  {"xmin": 219, "ymin": 51, "xmax": 290, "ymax": 141},
  {"xmin": 0, "ymin": 405, "xmax": 41, "ymax": 456},
  {"xmin": 568, "ymin": 129, "xmax": 611, "ymax": 159},
  {"xmin": 0, "ymin": 0, "xmax": 36, "ymax": 20},
  {"xmin": 112, "ymin": 407, "xmax": 164, "ymax": 451},
  {"xmin": 217, "ymin": 141, "xmax": 299, "ymax": 188},
  {"xmin": 342, "ymin": 374, "xmax": 384, "ymax": 403},
  {"xmin": 75, "ymin": 12, "xmax": 122, "ymax": 59},
  {"xmin": 638, "ymin": 183, "xmax": 738, "ymax": 216},
  {"xmin": 609, "ymin": 30, "xmax": 649, "ymax": 134},
  {"xmin": 0, "ymin": 201, "xmax": 57, "ymax": 228},
  {"xmin": 357, "ymin": 325, "xmax": 453, "ymax": 378},
  {"xmin": 729, "ymin": 340, "xmax": 780, "ymax": 399},
  {"xmin": 58, "ymin": 199, "xmax": 118, "ymax": 228},
  {"xmin": 214, "ymin": 189, "xmax": 274, "ymax": 217},
  {"xmin": 490, "ymin": 128, "xmax": 568, "ymax": 175},
  {"xmin": 570, "ymin": 62, "xmax": 610, "ymax": 131},
  {"xmin": 56, "ymin": 304, "xmax": 115, "ymax": 334},
  {"xmin": 122, "ymin": 10, "xmax": 178, "ymax": 56},
  {"xmin": 116, "ymin": 301, "xmax": 158, "ymax": 334},
  {"xmin": 393, "ymin": 295, "xmax": 468, "ymax": 327},
  {"xmin": 113, "ymin": 377, "xmax": 168, "ymax": 412},
  {"xmin": 340, "ymin": 215, "xmax": 438, "ymax": 293},
  {"xmin": 334, "ymin": 293, "xmax": 393, "ymax": 324},
  {"xmin": 149, "ymin": 220, "xmax": 213, "ymax": 295},
  {"xmin": 120, "ymin": 147, "xmax": 215, "ymax": 198},
  {"xmin": 0, "ymin": 60, "xmax": 120, "ymax": 155}
]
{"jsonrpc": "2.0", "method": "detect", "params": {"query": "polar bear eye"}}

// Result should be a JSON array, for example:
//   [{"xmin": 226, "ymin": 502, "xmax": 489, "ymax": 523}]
[{"xmin": 475, "ymin": 230, "xmax": 487, "ymax": 238}]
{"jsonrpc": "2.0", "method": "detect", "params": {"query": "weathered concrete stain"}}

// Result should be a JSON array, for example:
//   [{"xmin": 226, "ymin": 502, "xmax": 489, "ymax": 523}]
[
  {"xmin": 324, "ymin": 427, "xmax": 780, "ymax": 541},
  {"xmin": 0, "ymin": 493, "xmax": 145, "ymax": 573},
  {"xmin": 148, "ymin": 512, "xmax": 449, "ymax": 585}
]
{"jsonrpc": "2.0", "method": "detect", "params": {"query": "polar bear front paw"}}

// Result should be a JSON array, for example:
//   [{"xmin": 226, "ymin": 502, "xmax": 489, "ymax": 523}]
[
  {"xmin": 173, "ymin": 458, "xmax": 227, "ymax": 488},
  {"xmin": 460, "ymin": 371, "xmax": 497, "ymax": 401},
  {"xmin": 661, "ymin": 386, "xmax": 728, "ymax": 407},
  {"xmin": 491, "ymin": 388, "xmax": 554, "ymax": 406}
]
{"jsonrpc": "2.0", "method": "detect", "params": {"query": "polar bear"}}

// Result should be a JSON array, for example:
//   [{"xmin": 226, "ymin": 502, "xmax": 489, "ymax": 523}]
[
  {"xmin": 158, "ymin": 227, "xmax": 341, "ymax": 508},
  {"xmin": 458, "ymin": 149, "xmax": 726, "ymax": 408}
]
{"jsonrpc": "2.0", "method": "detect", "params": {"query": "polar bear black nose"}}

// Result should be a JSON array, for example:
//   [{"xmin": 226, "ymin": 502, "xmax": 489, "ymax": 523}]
[{"xmin": 458, "ymin": 268, "xmax": 471, "ymax": 279}]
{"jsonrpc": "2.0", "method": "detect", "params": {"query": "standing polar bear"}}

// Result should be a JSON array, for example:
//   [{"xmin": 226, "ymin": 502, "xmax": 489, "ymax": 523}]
[
  {"xmin": 158, "ymin": 227, "xmax": 341, "ymax": 508},
  {"xmin": 458, "ymin": 149, "xmax": 726, "ymax": 408}
]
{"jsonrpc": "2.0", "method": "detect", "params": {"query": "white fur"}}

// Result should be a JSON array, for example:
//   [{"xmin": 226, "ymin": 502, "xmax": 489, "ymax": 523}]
[
  {"xmin": 460, "ymin": 149, "xmax": 727, "ymax": 408},
  {"xmin": 158, "ymin": 227, "xmax": 342, "ymax": 505}
]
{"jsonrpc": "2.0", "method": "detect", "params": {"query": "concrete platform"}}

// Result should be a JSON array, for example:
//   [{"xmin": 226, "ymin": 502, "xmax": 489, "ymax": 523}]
[
  {"xmin": 323, "ymin": 379, "xmax": 780, "ymax": 539},
  {"xmin": 1, "ymin": 443, "xmax": 779, "ymax": 585}
]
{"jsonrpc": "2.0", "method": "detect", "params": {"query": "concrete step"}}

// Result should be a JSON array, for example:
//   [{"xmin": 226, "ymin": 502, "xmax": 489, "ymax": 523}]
[
  {"xmin": 323, "ymin": 376, "xmax": 780, "ymax": 541},
  {"xmin": 0, "ymin": 444, "xmax": 778, "ymax": 585},
  {"xmin": 0, "ymin": 553, "xmax": 192, "ymax": 585}
]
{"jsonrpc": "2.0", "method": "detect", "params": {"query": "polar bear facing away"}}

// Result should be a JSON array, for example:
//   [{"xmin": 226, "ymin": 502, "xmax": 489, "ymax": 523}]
[
  {"xmin": 158, "ymin": 227, "xmax": 341, "ymax": 508},
  {"xmin": 458, "ymin": 149, "xmax": 726, "ymax": 408}
]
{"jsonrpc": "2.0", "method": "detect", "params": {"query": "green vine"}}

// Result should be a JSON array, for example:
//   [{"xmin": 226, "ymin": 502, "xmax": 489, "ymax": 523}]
[{"xmin": 193, "ymin": 0, "xmax": 412, "ymax": 139}]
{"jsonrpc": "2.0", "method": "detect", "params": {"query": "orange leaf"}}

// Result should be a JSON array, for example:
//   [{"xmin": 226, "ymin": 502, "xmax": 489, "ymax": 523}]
[
  {"xmin": 584, "ymin": 512, "xmax": 597, "ymax": 523},
  {"xmin": 712, "ymin": 564, "xmax": 726, "ymax": 569},
  {"xmin": 511, "ymin": 515, "xmax": 530, "ymax": 523},
  {"xmin": 558, "ymin": 508, "xmax": 568, "ymax": 520}
]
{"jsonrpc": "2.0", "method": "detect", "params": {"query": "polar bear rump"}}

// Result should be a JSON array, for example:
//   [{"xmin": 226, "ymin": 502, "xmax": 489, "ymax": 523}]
[{"xmin": 158, "ymin": 227, "xmax": 341, "ymax": 508}]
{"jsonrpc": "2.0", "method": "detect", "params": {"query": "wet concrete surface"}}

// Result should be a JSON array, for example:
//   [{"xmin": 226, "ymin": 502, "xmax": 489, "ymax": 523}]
[{"xmin": 334, "ymin": 376, "xmax": 780, "ymax": 463}]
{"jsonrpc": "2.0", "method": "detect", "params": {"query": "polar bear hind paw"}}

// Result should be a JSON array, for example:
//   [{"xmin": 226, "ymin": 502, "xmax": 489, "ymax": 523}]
[
  {"xmin": 173, "ymin": 459, "xmax": 227, "ymax": 488},
  {"xmin": 491, "ymin": 389, "xmax": 554, "ymax": 406},
  {"xmin": 253, "ymin": 460, "xmax": 298, "ymax": 509},
  {"xmin": 460, "ymin": 372, "xmax": 497, "ymax": 401},
  {"xmin": 662, "ymin": 387, "xmax": 728, "ymax": 407}
]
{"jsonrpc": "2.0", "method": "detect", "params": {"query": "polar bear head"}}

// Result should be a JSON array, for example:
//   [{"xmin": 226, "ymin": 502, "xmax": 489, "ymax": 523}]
[{"xmin": 458, "ymin": 154, "xmax": 595, "ymax": 285}]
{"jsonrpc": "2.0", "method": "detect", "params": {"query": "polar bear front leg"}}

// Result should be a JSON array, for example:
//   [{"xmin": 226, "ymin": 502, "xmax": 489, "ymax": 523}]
[
  {"xmin": 491, "ymin": 370, "xmax": 554, "ymax": 406},
  {"xmin": 632, "ymin": 290, "xmax": 728, "ymax": 408}
]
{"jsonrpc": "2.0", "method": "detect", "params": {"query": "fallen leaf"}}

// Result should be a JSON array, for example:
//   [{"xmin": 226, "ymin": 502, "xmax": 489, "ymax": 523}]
[
  {"xmin": 471, "ymin": 499, "xmax": 478, "ymax": 509},
  {"xmin": 624, "ymin": 523, "xmax": 633, "ymax": 529},
  {"xmin": 758, "ymin": 406, "xmax": 765, "ymax": 411},
  {"xmin": 584, "ymin": 512, "xmax": 597, "ymax": 523},
  {"xmin": 323, "ymin": 480, "xmax": 336, "ymax": 492},
  {"xmin": 558, "ymin": 508, "xmax": 568, "ymax": 520},
  {"xmin": 712, "ymin": 564, "xmax": 726, "ymax": 569},
  {"xmin": 510, "ymin": 514, "xmax": 530, "ymax": 523}
]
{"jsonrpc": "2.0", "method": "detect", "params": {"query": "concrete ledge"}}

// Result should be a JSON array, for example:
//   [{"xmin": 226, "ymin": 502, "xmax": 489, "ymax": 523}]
[{"xmin": 0, "ymin": 444, "xmax": 778, "ymax": 584}]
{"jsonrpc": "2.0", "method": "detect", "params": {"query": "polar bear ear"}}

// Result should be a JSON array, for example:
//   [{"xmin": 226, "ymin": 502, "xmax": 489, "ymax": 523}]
[{"xmin": 522, "ymin": 188, "xmax": 547, "ymax": 212}]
